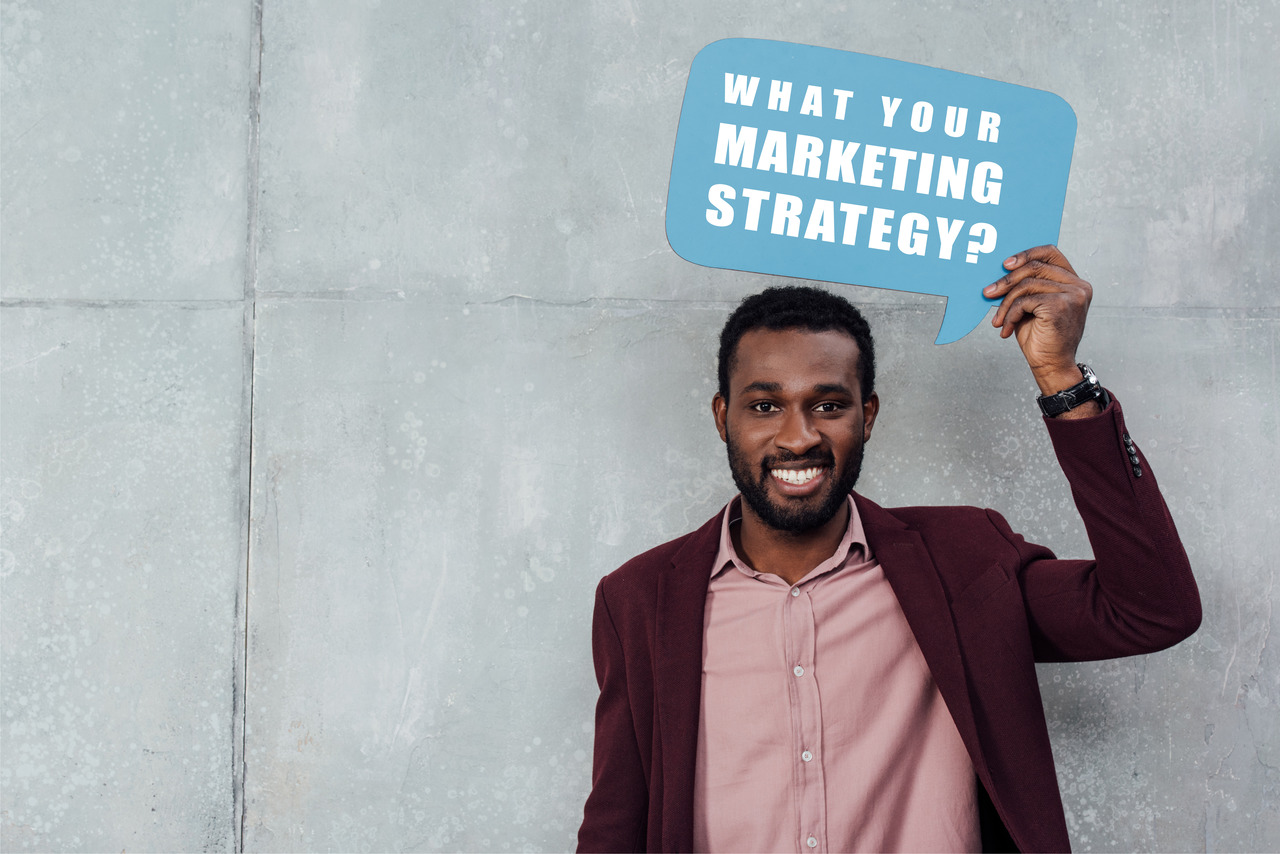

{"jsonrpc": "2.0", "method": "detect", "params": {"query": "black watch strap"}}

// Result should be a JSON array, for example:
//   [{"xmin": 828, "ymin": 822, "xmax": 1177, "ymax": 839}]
[{"xmin": 1037, "ymin": 363, "xmax": 1110, "ymax": 417}]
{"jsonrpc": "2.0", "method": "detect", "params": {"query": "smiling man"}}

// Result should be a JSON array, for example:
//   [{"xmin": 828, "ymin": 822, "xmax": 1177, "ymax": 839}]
[{"xmin": 577, "ymin": 246, "xmax": 1201, "ymax": 853}]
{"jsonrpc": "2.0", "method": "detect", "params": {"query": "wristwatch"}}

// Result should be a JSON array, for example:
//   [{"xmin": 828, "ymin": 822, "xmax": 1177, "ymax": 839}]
[{"xmin": 1037, "ymin": 363, "xmax": 1111, "ymax": 417}]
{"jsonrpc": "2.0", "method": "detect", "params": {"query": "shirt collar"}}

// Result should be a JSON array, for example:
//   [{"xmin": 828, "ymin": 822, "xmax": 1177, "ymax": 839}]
[{"xmin": 711, "ymin": 493, "xmax": 869, "ymax": 582}]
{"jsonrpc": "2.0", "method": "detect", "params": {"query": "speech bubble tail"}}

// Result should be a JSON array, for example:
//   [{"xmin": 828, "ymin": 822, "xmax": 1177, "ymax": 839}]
[{"xmin": 933, "ymin": 297, "xmax": 994, "ymax": 345}]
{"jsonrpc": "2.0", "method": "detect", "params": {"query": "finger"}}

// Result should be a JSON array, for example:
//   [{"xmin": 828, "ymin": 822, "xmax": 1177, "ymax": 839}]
[
  {"xmin": 986, "ymin": 245, "xmax": 1078, "ymax": 296},
  {"xmin": 1000, "ymin": 272, "xmax": 1090, "ymax": 317},
  {"xmin": 1000, "ymin": 248, "xmax": 1030, "ymax": 271},
  {"xmin": 997, "ymin": 297, "xmax": 1031, "ymax": 336},
  {"xmin": 991, "ymin": 277, "xmax": 1061, "ymax": 327},
  {"xmin": 985, "ymin": 259, "xmax": 1083, "ymax": 299},
  {"xmin": 1006, "ymin": 244, "xmax": 1076, "ymax": 276},
  {"xmin": 998, "ymin": 293, "xmax": 1039, "ymax": 334},
  {"xmin": 992, "ymin": 280, "xmax": 1091, "ymax": 334},
  {"xmin": 996, "ymin": 288, "xmax": 1087, "ymax": 342},
  {"xmin": 998, "ymin": 292, "xmax": 1060, "ymax": 339}
]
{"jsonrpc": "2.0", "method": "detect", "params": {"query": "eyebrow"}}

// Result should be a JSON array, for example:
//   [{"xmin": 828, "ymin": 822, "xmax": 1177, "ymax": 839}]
[
  {"xmin": 741, "ymin": 381, "xmax": 783, "ymax": 394},
  {"xmin": 739, "ymin": 381, "xmax": 854, "ymax": 396}
]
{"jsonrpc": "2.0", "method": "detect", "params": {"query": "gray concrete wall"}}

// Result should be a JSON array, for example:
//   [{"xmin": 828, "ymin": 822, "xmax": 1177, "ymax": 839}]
[{"xmin": 2, "ymin": 1, "xmax": 1275, "ymax": 851}]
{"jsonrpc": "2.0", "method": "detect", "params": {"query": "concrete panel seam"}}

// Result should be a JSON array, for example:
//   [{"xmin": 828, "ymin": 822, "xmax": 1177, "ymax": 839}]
[
  {"xmin": 1088, "ymin": 306, "xmax": 1280, "ymax": 319},
  {"xmin": 247, "ymin": 295, "xmax": 1280, "ymax": 320},
  {"xmin": 0, "ymin": 299, "xmax": 247, "ymax": 309},
  {"xmin": 234, "ymin": 0, "xmax": 265, "ymax": 851}
]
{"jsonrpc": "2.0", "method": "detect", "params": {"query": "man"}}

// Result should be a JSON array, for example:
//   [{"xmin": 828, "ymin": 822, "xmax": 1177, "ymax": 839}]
[{"xmin": 577, "ymin": 246, "xmax": 1201, "ymax": 853}]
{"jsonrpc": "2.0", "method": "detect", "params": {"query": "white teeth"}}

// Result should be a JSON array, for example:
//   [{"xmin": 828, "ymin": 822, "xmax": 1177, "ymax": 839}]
[{"xmin": 772, "ymin": 467, "xmax": 821, "ymax": 485}]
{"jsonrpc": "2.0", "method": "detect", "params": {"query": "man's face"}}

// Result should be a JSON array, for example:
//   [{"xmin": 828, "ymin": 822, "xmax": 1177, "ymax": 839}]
[{"xmin": 713, "ymin": 328, "xmax": 879, "ymax": 534}]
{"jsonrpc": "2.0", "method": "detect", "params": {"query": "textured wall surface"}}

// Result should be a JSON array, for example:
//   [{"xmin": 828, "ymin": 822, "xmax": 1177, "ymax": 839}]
[{"xmin": 2, "ymin": 1, "xmax": 1277, "ymax": 852}]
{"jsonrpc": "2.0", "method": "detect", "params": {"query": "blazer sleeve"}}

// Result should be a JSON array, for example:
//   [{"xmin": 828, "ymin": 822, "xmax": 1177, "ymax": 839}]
[
  {"xmin": 577, "ymin": 578, "xmax": 648, "ymax": 853},
  {"xmin": 997, "ymin": 394, "xmax": 1202, "ymax": 662}
]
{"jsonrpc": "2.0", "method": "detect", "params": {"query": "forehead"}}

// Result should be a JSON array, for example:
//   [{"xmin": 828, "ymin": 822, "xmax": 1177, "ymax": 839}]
[{"xmin": 729, "ymin": 328, "xmax": 862, "ymax": 391}]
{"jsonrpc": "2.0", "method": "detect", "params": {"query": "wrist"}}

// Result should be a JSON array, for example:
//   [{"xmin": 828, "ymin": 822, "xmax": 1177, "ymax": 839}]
[
  {"xmin": 1036, "ymin": 363, "xmax": 1109, "ymax": 419},
  {"xmin": 1052, "ymin": 397, "xmax": 1103, "ymax": 419},
  {"xmin": 1032, "ymin": 363, "xmax": 1086, "ymax": 397}
]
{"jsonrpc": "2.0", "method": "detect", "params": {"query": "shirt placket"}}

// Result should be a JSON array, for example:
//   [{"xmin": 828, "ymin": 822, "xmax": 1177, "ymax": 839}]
[{"xmin": 785, "ymin": 580, "xmax": 827, "ymax": 853}]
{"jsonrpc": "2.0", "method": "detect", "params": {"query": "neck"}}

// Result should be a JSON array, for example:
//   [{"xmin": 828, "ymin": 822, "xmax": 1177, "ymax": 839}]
[{"xmin": 733, "ymin": 499, "xmax": 850, "ymax": 587}]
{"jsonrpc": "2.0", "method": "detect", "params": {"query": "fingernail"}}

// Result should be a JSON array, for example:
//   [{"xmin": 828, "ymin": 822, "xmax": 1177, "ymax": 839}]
[
  {"xmin": 1003, "ymin": 256, "xmax": 1018, "ymax": 268},
  {"xmin": 983, "ymin": 284, "xmax": 997, "ymax": 296}
]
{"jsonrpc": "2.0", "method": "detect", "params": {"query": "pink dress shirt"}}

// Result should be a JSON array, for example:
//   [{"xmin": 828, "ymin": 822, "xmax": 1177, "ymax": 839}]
[{"xmin": 692, "ymin": 496, "xmax": 980, "ymax": 853}]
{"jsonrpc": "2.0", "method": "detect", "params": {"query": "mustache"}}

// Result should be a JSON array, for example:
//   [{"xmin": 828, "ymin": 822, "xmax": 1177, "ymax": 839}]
[{"xmin": 761, "ymin": 450, "xmax": 835, "ymax": 468}]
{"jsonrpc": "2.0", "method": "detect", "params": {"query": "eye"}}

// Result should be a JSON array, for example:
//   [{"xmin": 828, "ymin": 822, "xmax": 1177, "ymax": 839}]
[
  {"xmin": 814, "ymin": 402, "xmax": 844, "ymax": 413},
  {"xmin": 748, "ymin": 401, "xmax": 779, "ymax": 413}
]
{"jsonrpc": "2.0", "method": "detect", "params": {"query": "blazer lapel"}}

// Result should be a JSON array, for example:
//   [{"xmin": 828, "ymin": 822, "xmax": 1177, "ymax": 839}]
[
  {"xmin": 855, "ymin": 493, "xmax": 985, "ymax": 778},
  {"xmin": 654, "ymin": 509, "xmax": 722, "ymax": 852}
]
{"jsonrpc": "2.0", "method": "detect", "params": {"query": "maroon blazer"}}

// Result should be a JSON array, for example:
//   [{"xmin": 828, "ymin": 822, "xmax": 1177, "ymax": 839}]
[{"xmin": 578, "ymin": 398, "xmax": 1201, "ymax": 853}]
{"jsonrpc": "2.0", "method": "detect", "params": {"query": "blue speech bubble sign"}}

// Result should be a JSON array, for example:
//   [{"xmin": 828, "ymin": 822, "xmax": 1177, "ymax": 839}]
[{"xmin": 666, "ymin": 39, "xmax": 1077, "ymax": 343}]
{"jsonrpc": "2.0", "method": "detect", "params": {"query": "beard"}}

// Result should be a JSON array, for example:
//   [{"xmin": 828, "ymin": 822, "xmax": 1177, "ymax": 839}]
[{"xmin": 725, "ymin": 432, "xmax": 864, "ymax": 534}]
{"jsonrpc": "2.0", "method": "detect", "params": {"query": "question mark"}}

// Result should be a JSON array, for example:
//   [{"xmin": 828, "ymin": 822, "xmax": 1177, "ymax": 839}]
[{"xmin": 966, "ymin": 223, "xmax": 997, "ymax": 263}]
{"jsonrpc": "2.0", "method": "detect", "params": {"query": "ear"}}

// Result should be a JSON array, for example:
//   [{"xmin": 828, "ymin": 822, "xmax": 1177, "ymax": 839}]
[
  {"xmin": 712, "ymin": 392, "xmax": 729, "ymax": 444},
  {"xmin": 861, "ymin": 392, "xmax": 880, "ymax": 441}
]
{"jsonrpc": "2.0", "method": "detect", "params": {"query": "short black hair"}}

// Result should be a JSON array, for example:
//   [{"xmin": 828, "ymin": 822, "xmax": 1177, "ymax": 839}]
[{"xmin": 717, "ymin": 285, "xmax": 875, "ymax": 402}]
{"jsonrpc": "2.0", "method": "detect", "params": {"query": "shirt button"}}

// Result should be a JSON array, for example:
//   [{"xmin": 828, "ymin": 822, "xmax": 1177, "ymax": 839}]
[
  {"xmin": 793, "ymin": 665, "xmax": 804, "ymax": 677},
  {"xmin": 802, "ymin": 750, "xmax": 813, "ymax": 762},
  {"xmin": 790, "ymin": 587, "xmax": 800, "ymax": 597},
  {"xmin": 807, "ymin": 836, "xmax": 818, "ymax": 848}
]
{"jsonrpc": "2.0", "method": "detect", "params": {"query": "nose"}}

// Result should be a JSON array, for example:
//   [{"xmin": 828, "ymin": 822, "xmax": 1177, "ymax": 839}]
[{"xmin": 775, "ymin": 409, "xmax": 821, "ymax": 455}]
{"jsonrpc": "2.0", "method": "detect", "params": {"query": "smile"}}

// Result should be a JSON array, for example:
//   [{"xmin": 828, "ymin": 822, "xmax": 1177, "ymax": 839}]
[{"xmin": 771, "ymin": 467, "xmax": 825, "ymax": 486}]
